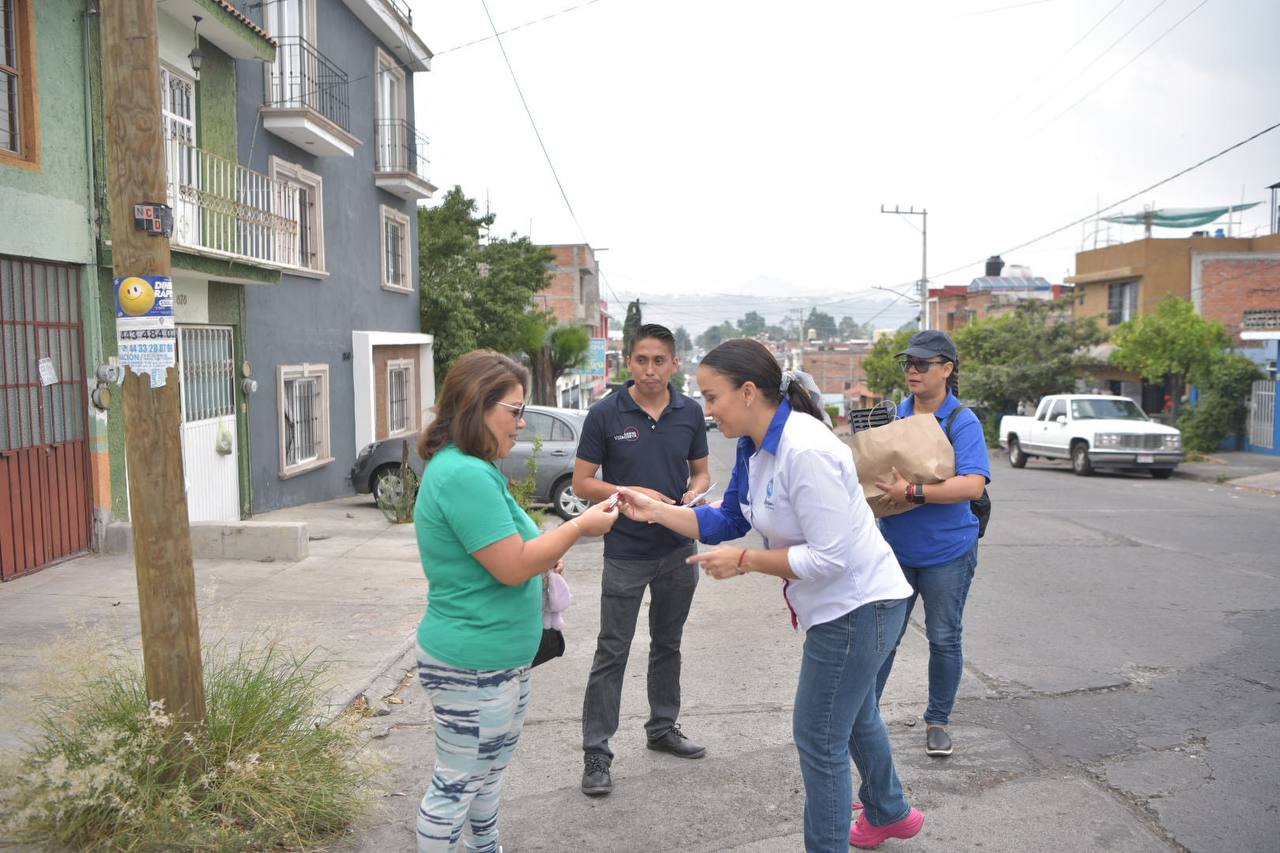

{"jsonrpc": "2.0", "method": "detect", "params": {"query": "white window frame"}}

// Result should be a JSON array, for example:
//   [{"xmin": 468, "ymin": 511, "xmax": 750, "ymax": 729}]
[
  {"xmin": 278, "ymin": 363, "xmax": 333, "ymax": 478},
  {"xmin": 270, "ymin": 156, "xmax": 326, "ymax": 275},
  {"xmin": 386, "ymin": 358, "xmax": 415, "ymax": 437},
  {"xmin": 380, "ymin": 204, "xmax": 412, "ymax": 292},
  {"xmin": 375, "ymin": 47, "xmax": 406, "ymax": 124}
]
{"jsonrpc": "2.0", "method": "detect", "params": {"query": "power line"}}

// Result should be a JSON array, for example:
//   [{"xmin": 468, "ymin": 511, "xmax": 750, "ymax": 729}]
[
  {"xmin": 479, "ymin": 0, "xmax": 590, "ymax": 242},
  {"xmin": 435, "ymin": 0, "xmax": 606, "ymax": 56},
  {"xmin": 1001, "ymin": 0, "xmax": 1128, "ymax": 112},
  {"xmin": 1024, "ymin": 0, "xmax": 1170, "ymax": 119},
  {"xmin": 927, "ymin": 119, "xmax": 1280, "ymax": 281},
  {"xmin": 1039, "ymin": 0, "xmax": 1212, "ymax": 131}
]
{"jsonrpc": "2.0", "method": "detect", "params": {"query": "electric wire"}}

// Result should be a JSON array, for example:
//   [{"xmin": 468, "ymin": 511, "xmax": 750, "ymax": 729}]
[
  {"xmin": 927, "ymin": 119, "xmax": 1280, "ymax": 282},
  {"xmin": 435, "ymin": 0, "xmax": 605, "ymax": 56},
  {"xmin": 1000, "ymin": 0, "xmax": 1128, "ymax": 112},
  {"xmin": 1023, "ymin": 0, "xmax": 1169, "ymax": 119},
  {"xmin": 1038, "ymin": 0, "xmax": 1212, "ymax": 131}
]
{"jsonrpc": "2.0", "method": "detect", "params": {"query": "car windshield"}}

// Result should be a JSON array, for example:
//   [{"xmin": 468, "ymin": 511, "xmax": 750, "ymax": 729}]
[{"xmin": 1071, "ymin": 398, "xmax": 1148, "ymax": 421}]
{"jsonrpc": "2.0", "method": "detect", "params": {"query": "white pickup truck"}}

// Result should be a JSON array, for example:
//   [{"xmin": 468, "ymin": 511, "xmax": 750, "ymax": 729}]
[{"xmin": 998, "ymin": 394, "xmax": 1184, "ymax": 478}]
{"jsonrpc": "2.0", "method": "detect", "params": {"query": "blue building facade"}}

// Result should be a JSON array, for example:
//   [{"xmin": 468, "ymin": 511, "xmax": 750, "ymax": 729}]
[{"xmin": 233, "ymin": 0, "xmax": 436, "ymax": 512}]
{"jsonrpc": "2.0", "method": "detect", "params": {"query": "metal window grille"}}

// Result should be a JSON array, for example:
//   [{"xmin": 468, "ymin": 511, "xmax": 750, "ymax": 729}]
[
  {"xmin": 1243, "ymin": 309, "xmax": 1280, "ymax": 330},
  {"xmin": 284, "ymin": 375, "xmax": 321, "ymax": 465},
  {"xmin": 385, "ymin": 218, "xmax": 403, "ymax": 287},
  {"xmin": 388, "ymin": 365, "xmax": 410, "ymax": 433},
  {"xmin": 0, "ymin": 0, "xmax": 18, "ymax": 154},
  {"xmin": 848, "ymin": 400, "xmax": 898, "ymax": 433},
  {"xmin": 296, "ymin": 185, "xmax": 314, "ymax": 268},
  {"xmin": 178, "ymin": 327, "xmax": 235, "ymax": 423}
]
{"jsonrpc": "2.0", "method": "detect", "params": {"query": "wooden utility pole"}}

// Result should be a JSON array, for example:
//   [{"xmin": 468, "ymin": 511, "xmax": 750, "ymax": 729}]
[{"xmin": 101, "ymin": 0, "xmax": 205, "ymax": 729}]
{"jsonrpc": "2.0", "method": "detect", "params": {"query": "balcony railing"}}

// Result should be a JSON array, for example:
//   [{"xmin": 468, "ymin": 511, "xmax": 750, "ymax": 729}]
[
  {"xmin": 265, "ymin": 37, "xmax": 351, "ymax": 133},
  {"xmin": 381, "ymin": 0, "xmax": 413, "ymax": 25},
  {"xmin": 375, "ymin": 119, "xmax": 431, "ymax": 182},
  {"xmin": 165, "ymin": 132, "xmax": 300, "ymax": 269}
]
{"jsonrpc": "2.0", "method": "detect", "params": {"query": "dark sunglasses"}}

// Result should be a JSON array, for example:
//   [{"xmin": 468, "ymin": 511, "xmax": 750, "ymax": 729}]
[{"xmin": 896, "ymin": 358, "xmax": 947, "ymax": 374}]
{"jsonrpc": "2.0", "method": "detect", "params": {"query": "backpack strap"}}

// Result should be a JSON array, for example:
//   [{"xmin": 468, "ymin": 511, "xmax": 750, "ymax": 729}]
[{"xmin": 944, "ymin": 404, "xmax": 967, "ymax": 442}]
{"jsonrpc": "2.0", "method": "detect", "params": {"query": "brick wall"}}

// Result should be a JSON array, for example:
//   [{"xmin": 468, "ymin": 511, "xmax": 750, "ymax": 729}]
[
  {"xmin": 373, "ymin": 344, "xmax": 420, "ymax": 440},
  {"xmin": 802, "ymin": 347, "xmax": 869, "ymax": 395},
  {"xmin": 1199, "ymin": 257, "xmax": 1280, "ymax": 342}
]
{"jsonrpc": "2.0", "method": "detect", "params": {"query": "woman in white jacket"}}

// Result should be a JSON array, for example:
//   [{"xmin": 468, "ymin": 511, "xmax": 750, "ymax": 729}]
[{"xmin": 617, "ymin": 339, "xmax": 924, "ymax": 852}]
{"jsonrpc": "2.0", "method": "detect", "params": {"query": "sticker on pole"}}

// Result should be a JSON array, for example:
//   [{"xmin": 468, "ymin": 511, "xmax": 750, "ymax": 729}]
[{"xmin": 114, "ymin": 275, "xmax": 176, "ymax": 387}]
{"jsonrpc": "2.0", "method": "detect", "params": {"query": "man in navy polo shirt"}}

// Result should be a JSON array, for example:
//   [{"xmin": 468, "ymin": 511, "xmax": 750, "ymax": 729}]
[{"xmin": 573, "ymin": 324, "xmax": 710, "ymax": 797}]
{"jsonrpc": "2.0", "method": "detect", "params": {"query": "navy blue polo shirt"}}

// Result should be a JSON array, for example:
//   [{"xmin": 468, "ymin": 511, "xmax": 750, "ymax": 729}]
[{"xmin": 576, "ymin": 381, "xmax": 709, "ymax": 560}]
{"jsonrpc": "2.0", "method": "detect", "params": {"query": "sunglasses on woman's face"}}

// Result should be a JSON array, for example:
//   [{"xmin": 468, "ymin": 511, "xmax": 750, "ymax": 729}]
[
  {"xmin": 496, "ymin": 400, "xmax": 527, "ymax": 419},
  {"xmin": 896, "ymin": 358, "xmax": 947, "ymax": 374}
]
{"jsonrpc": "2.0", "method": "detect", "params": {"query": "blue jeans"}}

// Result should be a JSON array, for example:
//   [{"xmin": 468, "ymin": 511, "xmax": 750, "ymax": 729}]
[
  {"xmin": 793, "ymin": 599, "xmax": 911, "ymax": 851},
  {"xmin": 875, "ymin": 544, "xmax": 978, "ymax": 726}
]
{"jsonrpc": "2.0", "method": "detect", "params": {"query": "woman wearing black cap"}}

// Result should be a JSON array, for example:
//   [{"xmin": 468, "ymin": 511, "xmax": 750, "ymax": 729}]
[{"xmin": 872, "ymin": 330, "xmax": 990, "ymax": 758}]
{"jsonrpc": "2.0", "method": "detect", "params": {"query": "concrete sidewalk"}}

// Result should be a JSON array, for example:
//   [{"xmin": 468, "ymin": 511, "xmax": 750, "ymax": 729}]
[
  {"xmin": 1174, "ymin": 450, "xmax": 1280, "ymax": 493},
  {"xmin": 0, "ymin": 495, "xmax": 426, "ymax": 755}
]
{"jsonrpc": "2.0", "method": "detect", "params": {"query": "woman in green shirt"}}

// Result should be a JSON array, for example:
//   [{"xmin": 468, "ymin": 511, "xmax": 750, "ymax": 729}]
[{"xmin": 413, "ymin": 350, "xmax": 618, "ymax": 853}]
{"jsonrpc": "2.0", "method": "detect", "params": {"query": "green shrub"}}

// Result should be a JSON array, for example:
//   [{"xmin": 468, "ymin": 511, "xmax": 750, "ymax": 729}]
[
  {"xmin": 1177, "ymin": 353, "xmax": 1262, "ymax": 453},
  {"xmin": 508, "ymin": 436, "xmax": 541, "ymax": 513},
  {"xmin": 1, "ymin": 641, "xmax": 372, "ymax": 852}
]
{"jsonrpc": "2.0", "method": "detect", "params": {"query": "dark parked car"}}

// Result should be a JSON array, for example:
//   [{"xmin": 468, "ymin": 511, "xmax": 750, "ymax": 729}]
[{"xmin": 349, "ymin": 405, "xmax": 593, "ymax": 519}]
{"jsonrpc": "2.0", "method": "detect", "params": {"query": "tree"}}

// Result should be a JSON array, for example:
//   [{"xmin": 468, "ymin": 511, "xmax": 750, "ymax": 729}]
[
  {"xmin": 737, "ymin": 310, "xmax": 767, "ymax": 337},
  {"xmin": 838, "ymin": 316, "xmax": 871, "ymax": 340},
  {"xmin": 622, "ymin": 300, "xmax": 643, "ymax": 362},
  {"xmin": 764, "ymin": 324, "xmax": 788, "ymax": 340},
  {"xmin": 953, "ymin": 298, "xmax": 1106, "ymax": 416},
  {"xmin": 519, "ymin": 314, "xmax": 591, "ymax": 405},
  {"xmin": 698, "ymin": 321, "xmax": 736, "ymax": 350},
  {"xmin": 863, "ymin": 329, "xmax": 913, "ymax": 398},
  {"xmin": 674, "ymin": 326, "xmax": 693, "ymax": 357},
  {"xmin": 419, "ymin": 188, "xmax": 489, "ymax": 384},
  {"xmin": 805, "ymin": 309, "xmax": 838, "ymax": 341},
  {"xmin": 419, "ymin": 188, "xmax": 553, "ymax": 386},
  {"xmin": 1109, "ymin": 296, "xmax": 1230, "ymax": 419}
]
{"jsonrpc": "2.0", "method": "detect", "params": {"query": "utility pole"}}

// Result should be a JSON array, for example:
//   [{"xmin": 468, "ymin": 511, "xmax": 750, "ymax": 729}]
[
  {"xmin": 101, "ymin": 0, "xmax": 205, "ymax": 731},
  {"xmin": 880, "ymin": 205, "xmax": 929, "ymax": 330}
]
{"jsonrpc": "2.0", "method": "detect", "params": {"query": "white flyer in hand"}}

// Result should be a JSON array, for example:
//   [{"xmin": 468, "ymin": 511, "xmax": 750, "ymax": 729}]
[{"xmin": 683, "ymin": 483, "xmax": 718, "ymax": 507}]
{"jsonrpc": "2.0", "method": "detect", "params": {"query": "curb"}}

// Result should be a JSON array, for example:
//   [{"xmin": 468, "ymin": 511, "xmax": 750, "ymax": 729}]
[{"xmin": 323, "ymin": 634, "xmax": 417, "ymax": 724}]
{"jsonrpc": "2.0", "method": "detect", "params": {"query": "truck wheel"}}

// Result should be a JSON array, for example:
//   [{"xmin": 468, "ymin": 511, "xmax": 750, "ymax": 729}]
[
  {"xmin": 1008, "ymin": 437, "xmax": 1028, "ymax": 468},
  {"xmin": 1071, "ymin": 442, "xmax": 1093, "ymax": 476},
  {"xmin": 1151, "ymin": 468, "xmax": 1174, "ymax": 480}
]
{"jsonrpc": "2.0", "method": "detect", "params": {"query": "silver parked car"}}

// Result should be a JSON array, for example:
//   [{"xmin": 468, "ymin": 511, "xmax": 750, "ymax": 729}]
[{"xmin": 349, "ymin": 405, "xmax": 593, "ymax": 519}]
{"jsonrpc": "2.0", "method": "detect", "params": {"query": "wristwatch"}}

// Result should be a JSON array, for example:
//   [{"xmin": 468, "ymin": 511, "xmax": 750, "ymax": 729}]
[{"xmin": 910, "ymin": 483, "xmax": 926, "ymax": 505}]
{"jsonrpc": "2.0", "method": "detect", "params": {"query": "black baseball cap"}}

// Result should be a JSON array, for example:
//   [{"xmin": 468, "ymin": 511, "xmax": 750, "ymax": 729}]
[{"xmin": 897, "ymin": 330, "xmax": 958, "ymax": 362}]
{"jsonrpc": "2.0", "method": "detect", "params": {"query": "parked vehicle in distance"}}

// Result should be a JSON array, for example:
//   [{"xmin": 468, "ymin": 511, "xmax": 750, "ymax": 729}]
[
  {"xmin": 704, "ymin": 414, "xmax": 717, "ymax": 431},
  {"xmin": 999, "ymin": 394, "xmax": 1183, "ymax": 478},
  {"xmin": 349, "ymin": 405, "xmax": 594, "ymax": 518}
]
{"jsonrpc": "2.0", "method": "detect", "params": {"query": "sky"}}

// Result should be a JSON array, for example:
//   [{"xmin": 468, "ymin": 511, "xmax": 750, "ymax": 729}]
[{"xmin": 407, "ymin": 0, "xmax": 1280, "ymax": 332}]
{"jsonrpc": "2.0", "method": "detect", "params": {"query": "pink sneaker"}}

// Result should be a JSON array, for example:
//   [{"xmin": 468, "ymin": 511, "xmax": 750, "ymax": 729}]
[{"xmin": 849, "ymin": 806, "xmax": 925, "ymax": 849}]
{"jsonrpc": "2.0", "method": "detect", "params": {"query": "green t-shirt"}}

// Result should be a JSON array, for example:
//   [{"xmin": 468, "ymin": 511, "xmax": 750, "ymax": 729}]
[{"xmin": 415, "ymin": 443, "xmax": 542, "ymax": 670}]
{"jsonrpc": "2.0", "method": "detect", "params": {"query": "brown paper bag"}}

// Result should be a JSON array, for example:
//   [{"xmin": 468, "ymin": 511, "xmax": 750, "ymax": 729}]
[{"xmin": 845, "ymin": 414, "xmax": 956, "ymax": 518}]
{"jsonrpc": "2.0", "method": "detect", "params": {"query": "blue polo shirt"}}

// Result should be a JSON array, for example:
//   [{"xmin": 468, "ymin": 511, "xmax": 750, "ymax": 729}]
[
  {"xmin": 576, "ymin": 381, "xmax": 709, "ymax": 560},
  {"xmin": 878, "ymin": 392, "xmax": 991, "ymax": 568}
]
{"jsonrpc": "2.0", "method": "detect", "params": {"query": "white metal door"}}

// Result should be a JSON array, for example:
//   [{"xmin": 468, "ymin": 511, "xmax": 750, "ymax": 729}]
[
  {"xmin": 1249, "ymin": 379, "xmax": 1276, "ymax": 450},
  {"xmin": 178, "ymin": 326, "xmax": 239, "ymax": 522}
]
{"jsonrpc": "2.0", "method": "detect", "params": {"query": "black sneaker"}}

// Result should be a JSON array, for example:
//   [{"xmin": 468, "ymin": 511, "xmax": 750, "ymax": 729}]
[
  {"xmin": 581, "ymin": 752, "xmax": 612, "ymax": 796},
  {"xmin": 646, "ymin": 723, "xmax": 707, "ymax": 759},
  {"xmin": 926, "ymin": 725, "xmax": 953, "ymax": 757}
]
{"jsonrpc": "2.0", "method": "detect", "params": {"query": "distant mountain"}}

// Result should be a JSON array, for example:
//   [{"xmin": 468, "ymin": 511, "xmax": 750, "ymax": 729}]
[{"xmin": 607, "ymin": 281, "xmax": 920, "ymax": 336}]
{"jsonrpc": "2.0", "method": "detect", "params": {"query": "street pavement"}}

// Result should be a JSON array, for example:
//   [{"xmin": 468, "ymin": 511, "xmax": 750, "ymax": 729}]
[{"xmin": 2, "ymin": 433, "xmax": 1278, "ymax": 851}]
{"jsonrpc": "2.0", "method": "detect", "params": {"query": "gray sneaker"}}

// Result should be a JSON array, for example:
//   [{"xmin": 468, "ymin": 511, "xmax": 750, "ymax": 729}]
[
  {"xmin": 926, "ymin": 725, "xmax": 952, "ymax": 757},
  {"xmin": 581, "ymin": 752, "xmax": 612, "ymax": 796}
]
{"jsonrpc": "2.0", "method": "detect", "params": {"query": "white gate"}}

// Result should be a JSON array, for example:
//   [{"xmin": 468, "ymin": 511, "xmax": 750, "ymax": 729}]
[
  {"xmin": 178, "ymin": 326, "xmax": 239, "ymax": 522},
  {"xmin": 1249, "ymin": 379, "xmax": 1276, "ymax": 450}
]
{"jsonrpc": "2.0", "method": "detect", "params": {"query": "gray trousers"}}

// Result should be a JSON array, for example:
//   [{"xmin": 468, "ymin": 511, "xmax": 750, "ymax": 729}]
[{"xmin": 581, "ymin": 542, "xmax": 699, "ymax": 761}]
